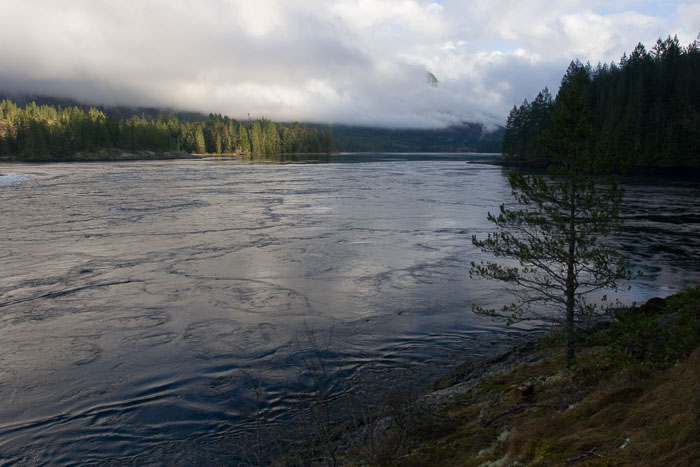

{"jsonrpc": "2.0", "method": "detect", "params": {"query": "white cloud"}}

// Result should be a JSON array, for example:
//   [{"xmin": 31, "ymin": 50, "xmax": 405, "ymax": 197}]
[{"xmin": 0, "ymin": 0, "xmax": 692, "ymax": 127}]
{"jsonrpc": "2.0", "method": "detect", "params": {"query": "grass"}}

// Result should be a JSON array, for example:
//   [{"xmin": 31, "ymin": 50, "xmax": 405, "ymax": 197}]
[{"xmin": 340, "ymin": 285, "xmax": 700, "ymax": 466}]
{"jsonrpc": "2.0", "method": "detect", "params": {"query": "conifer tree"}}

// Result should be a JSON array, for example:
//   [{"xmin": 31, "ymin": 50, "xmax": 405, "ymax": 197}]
[
  {"xmin": 472, "ymin": 62, "xmax": 630, "ymax": 367},
  {"xmin": 192, "ymin": 125, "xmax": 206, "ymax": 154},
  {"xmin": 262, "ymin": 119, "xmax": 279, "ymax": 154},
  {"xmin": 249, "ymin": 121, "xmax": 262, "ymax": 154},
  {"xmin": 238, "ymin": 125, "xmax": 251, "ymax": 153}
]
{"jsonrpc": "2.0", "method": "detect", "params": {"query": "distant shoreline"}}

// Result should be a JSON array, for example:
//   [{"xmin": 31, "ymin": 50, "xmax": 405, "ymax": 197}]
[
  {"xmin": 0, "ymin": 149, "xmax": 197, "ymax": 163},
  {"xmin": 0, "ymin": 150, "xmax": 336, "ymax": 163},
  {"xmin": 1, "ymin": 151, "xmax": 499, "ymax": 164},
  {"xmin": 468, "ymin": 158, "xmax": 700, "ymax": 179}
]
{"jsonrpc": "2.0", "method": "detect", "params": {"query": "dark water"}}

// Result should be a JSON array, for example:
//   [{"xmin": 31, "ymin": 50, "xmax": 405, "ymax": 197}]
[{"xmin": 0, "ymin": 154, "xmax": 698, "ymax": 464}]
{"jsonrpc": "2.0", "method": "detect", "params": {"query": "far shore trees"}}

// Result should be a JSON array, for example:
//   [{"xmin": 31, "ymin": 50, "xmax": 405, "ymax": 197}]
[
  {"xmin": 0, "ymin": 100, "xmax": 331, "ymax": 159},
  {"xmin": 471, "ymin": 61, "xmax": 631, "ymax": 368}
]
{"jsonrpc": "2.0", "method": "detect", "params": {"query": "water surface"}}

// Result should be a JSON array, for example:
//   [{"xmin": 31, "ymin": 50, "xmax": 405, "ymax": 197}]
[{"xmin": 0, "ymin": 154, "xmax": 698, "ymax": 464}]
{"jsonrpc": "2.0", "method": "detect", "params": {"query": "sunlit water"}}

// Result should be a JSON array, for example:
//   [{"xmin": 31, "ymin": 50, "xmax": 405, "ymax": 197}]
[{"xmin": 0, "ymin": 154, "xmax": 698, "ymax": 464}]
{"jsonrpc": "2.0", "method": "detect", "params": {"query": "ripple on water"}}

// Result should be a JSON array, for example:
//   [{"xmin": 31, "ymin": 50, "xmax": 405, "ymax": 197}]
[
  {"xmin": 0, "ymin": 160, "xmax": 698, "ymax": 465},
  {"xmin": 183, "ymin": 320, "xmax": 281, "ymax": 360},
  {"xmin": 0, "ymin": 367, "xmax": 19, "ymax": 410},
  {"xmin": 69, "ymin": 341, "xmax": 103, "ymax": 366},
  {"xmin": 122, "ymin": 331, "xmax": 178, "ymax": 348},
  {"xmin": 106, "ymin": 308, "xmax": 170, "ymax": 330},
  {"xmin": 106, "ymin": 199, "xmax": 210, "ymax": 213}
]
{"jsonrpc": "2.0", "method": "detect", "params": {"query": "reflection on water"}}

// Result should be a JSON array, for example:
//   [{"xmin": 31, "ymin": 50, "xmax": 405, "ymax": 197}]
[
  {"xmin": 0, "ymin": 154, "xmax": 697, "ymax": 464},
  {"xmin": 234, "ymin": 153, "xmax": 333, "ymax": 164}
]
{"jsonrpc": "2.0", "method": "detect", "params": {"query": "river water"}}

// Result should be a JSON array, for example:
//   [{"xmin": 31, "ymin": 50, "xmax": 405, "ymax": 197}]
[{"xmin": 0, "ymin": 154, "xmax": 698, "ymax": 464}]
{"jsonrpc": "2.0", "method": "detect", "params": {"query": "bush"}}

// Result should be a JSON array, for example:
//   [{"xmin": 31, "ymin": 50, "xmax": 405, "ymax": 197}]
[{"xmin": 607, "ymin": 286, "xmax": 700, "ymax": 368}]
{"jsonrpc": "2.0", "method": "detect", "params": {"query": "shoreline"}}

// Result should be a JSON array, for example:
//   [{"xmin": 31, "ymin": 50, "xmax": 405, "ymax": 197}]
[
  {"xmin": 322, "ymin": 291, "xmax": 700, "ymax": 465},
  {"xmin": 0, "ymin": 150, "xmax": 339, "ymax": 163},
  {"xmin": 0, "ymin": 149, "xmax": 197, "ymax": 163},
  {"xmin": 468, "ymin": 158, "xmax": 700, "ymax": 179}
]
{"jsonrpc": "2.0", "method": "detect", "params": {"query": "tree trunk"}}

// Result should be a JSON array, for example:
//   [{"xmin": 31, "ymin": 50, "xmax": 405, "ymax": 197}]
[
  {"xmin": 565, "ymin": 276, "xmax": 575, "ymax": 368},
  {"xmin": 565, "ymin": 197, "xmax": 577, "ymax": 368}
]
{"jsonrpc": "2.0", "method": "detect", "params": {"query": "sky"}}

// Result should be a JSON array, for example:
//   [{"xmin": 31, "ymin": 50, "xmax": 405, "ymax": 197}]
[{"xmin": 0, "ymin": 0, "xmax": 697, "ymax": 128}]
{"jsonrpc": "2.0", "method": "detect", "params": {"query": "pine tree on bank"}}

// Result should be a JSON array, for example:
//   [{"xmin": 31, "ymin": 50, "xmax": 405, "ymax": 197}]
[{"xmin": 471, "ymin": 62, "xmax": 631, "ymax": 368}]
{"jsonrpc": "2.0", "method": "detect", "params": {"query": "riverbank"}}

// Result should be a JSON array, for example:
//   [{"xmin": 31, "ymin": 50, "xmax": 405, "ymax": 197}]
[
  {"xmin": 0, "ymin": 148, "xmax": 198, "ymax": 162},
  {"xmin": 467, "ymin": 157, "xmax": 700, "ymax": 179},
  {"xmin": 0, "ymin": 150, "xmax": 337, "ymax": 163},
  {"xmin": 295, "ymin": 288, "xmax": 700, "ymax": 465}
]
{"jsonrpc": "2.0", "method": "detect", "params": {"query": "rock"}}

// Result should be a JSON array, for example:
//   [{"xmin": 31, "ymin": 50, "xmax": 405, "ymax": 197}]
[
  {"xmin": 514, "ymin": 383, "xmax": 534, "ymax": 401},
  {"xmin": 622, "ymin": 297, "xmax": 667, "ymax": 316},
  {"xmin": 638, "ymin": 297, "xmax": 667, "ymax": 315}
]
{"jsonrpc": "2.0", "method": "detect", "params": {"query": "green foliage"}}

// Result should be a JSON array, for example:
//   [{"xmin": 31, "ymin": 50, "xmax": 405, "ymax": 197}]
[
  {"xmin": 608, "ymin": 286, "xmax": 700, "ymax": 368},
  {"xmin": 503, "ymin": 35, "xmax": 700, "ymax": 170},
  {"xmin": 0, "ymin": 99, "xmax": 331, "ymax": 159}
]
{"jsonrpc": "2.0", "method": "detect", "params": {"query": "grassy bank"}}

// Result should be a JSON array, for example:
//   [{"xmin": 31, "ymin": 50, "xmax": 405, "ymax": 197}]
[{"xmin": 328, "ymin": 286, "xmax": 700, "ymax": 466}]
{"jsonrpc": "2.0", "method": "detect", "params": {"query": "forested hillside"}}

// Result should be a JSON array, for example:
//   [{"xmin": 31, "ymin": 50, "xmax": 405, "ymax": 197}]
[
  {"xmin": 331, "ymin": 123, "xmax": 503, "ymax": 153},
  {"xmin": 0, "ymin": 100, "xmax": 331, "ymax": 160},
  {"xmin": 502, "ymin": 35, "xmax": 700, "ymax": 170}
]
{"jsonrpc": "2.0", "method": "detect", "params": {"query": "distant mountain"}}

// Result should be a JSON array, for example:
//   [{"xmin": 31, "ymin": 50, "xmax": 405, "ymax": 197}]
[{"xmin": 330, "ymin": 123, "xmax": 504, "ymax": 153}]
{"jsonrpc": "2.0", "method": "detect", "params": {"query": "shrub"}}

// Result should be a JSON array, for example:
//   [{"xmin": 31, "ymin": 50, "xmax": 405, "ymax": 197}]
[{"xmin": 607, "ymin": 286, "xmax": 700, "ymax": 368}]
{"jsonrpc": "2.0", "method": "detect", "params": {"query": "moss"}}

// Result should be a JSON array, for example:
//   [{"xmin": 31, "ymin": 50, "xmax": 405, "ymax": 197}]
[{"xmin": 400, "ymin": 424, "xmax": 503, "ymax": 467}]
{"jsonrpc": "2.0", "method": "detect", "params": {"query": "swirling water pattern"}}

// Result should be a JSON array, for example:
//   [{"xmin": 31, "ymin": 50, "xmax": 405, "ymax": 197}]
[{"xmin": 0, "ymin": 155, "xmax": 697, "ymax": 464}]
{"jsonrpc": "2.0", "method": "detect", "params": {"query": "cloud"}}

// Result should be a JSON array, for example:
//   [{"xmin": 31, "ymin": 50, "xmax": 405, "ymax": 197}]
[{"xmin": 0, "ymin": 0, "xmax": 693, "ymax": 128}]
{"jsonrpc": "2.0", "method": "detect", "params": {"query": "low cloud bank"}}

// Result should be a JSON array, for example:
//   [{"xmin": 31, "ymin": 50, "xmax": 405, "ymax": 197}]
[{"xmin": 0, "ymin": 1, "xmax": 696, "ymax": 127}]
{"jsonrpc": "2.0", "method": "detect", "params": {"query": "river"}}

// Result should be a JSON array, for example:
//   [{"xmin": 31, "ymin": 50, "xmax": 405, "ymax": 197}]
[{"xmin": 0, "ymin": 154, "xmax": 698, "ymax": 464}]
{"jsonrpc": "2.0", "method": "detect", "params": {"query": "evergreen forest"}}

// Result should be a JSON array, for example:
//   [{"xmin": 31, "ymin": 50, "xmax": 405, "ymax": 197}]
[
  {"xmin": 0, "ymin": 100, "xmax": 332, "ymax": 160},
  {"xmin": 330, "ymin": 123, "xmax": 503, "ymax": 153},
  {"xmin": 502, "ymin": 35, "xmax": 700, "ymax": 170}
]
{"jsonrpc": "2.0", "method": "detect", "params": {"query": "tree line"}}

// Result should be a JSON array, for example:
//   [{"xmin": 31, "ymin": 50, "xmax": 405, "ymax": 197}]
[
  {"xmin": 502, "ymin": 35, "xmax": 700, "ymax": 170},
  {"xmin": 331, "ymin": 123, "xmax": 503, "ymax": 153},
  {"xmin": 0, "ymin": 100, "xmax": 332, "ymax": 159}
]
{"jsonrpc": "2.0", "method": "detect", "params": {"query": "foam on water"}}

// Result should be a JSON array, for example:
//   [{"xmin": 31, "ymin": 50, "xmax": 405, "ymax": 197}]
[{"xmin": 0, "ymin": 174, "xmax": 29, "ymax": 186}]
